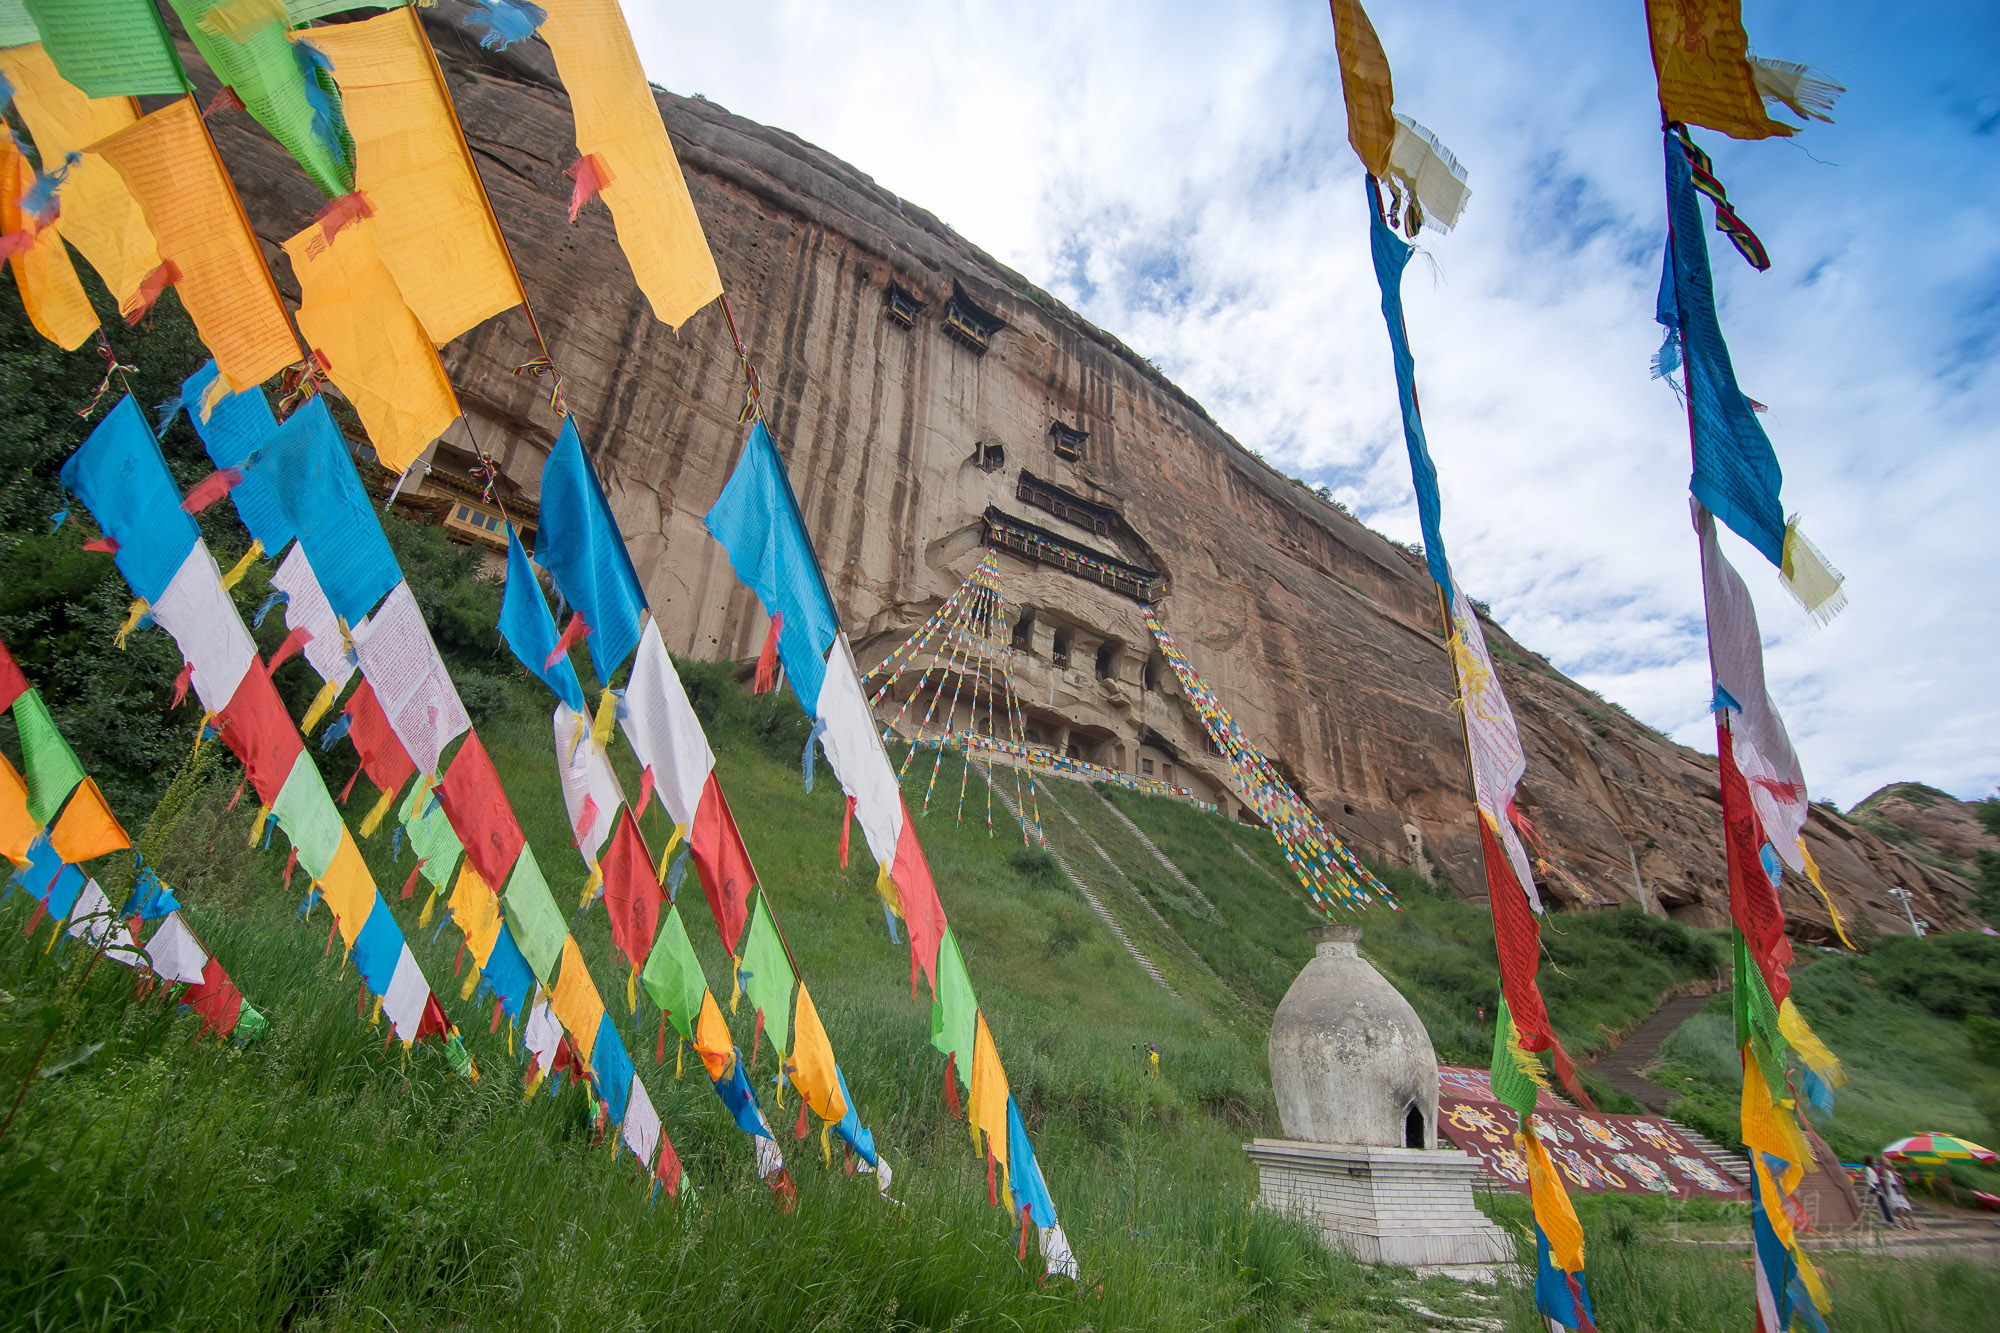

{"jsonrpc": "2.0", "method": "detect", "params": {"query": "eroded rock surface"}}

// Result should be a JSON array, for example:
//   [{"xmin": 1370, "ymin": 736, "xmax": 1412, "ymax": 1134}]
[{"xmin": 192, "ymin": 3, "xmax": 1975, "ymax": 940}]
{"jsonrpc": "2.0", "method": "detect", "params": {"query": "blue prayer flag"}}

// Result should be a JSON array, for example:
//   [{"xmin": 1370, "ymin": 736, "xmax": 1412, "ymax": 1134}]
[
  {"xmin": 711, "ymin": 1051, "xmax": 773, "ymax": 1138},
  {"xmin": 351, "ymin": 898, "xmax": 404, "ymax": 996},
  {"xmin": 182, "ymin": 361, "xmax": 293, "ymax": 552},
  {"xmin": 1660, "ymin": 132, "xmax": 1787, "ymax": 567},
  {"xmin": 536, "ymin": 419, "xmax": 647, "ymax": 681},
  {"xmin": 1005, "ymin": 1093, "xmax": 1057, "ymax": 1227},
  {"xmin": 1751, "ymin": 1160, "xmax": 1800, "ymax": 1331},
  {"xmin": 703, "ymin": 422, "xmax": 841, "ymax": 713},
  {"xmin": 245, "ymin": 398, "xmax": 400, "ymax": 624},
  {"xmin": 592, "ymin": 1014, "xmax": 634, "ymax": 1127},
  {"xmin": 1365, "ymin": 187, "xmax": 1454, "ymax": 604},
  {"xmin": 484, "ymin": 921, "xmax": 535, "ymax": 1020},
  {"xmin": 1534, "ymin": 1227, "xmax": 1595, "ymax": 1329},
  {"xmin": 13, "ymin": 836, "xmax": 64, "ymax": 901},
  {"xmin": 59, "ymin": 396, "xmax": 200, "ymax": 602},
  {"xmin": 832, "ymin": 1065, "xmax": 878, "ymax": 1167},
  {"xmin": 120, "ymin": 865, "xmax": 182, "ymax": 920},
  {"xmin": 497, "ymin": 525, "xmax": 586, "ymax": 712}
]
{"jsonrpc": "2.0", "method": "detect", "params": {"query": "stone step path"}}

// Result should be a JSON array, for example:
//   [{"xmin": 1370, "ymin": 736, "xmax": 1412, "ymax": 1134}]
[
  {"xmin": 1092, "ymin": 789, "xmax": 1222, "ymax": 917},
  {"xmin": 1033, "ymin": 780, "xmax": 1254, "ymax": 1011},
  {"xmin": 1591, "ymin": 991, "xmax": 1714, "ymax": 1114},
  {"xmin": 978, "ymin": 764, "xmax": 1176, "ymax": 995}
]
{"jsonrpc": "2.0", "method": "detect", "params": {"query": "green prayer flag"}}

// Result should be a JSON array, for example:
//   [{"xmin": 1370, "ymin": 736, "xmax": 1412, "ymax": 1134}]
[
  {"xmin": 929, "ymin": 928, "xmax": 977, "ymax": 1087},
  {"xmin": 640, "ymin": 905, "xmax": 707, "ymax": 1041},
  {"xmin": 285, "ymin": 0, "xmax": 407, "ymax": 20},
  {"xmin": 0, "ymin": 1, "xmax": 39, "ymax": 48},
  {"xmin": 235, "ymin": 1002, "xmax": 269, "ymax": 1043},
  {"xmin": 1487, "ymin": 994, "xmax": 1539, "ymax": 1121},
  {"xmin": 13, "ymin": 689, "xmax": 85, "ymax": 826},
  {"xmin": 1733, "ymin": 929, "xmax": 1785, "ymax": 1072},
  {"xmin": 272, "ymin": 751, "xmax": 344, "ymax": 880},
  {"xmin": 502, "ymin": 845, "xmax": 565, "ymax": 984},
  {"xmin": 171, "ymin": 0, "xmax": 353, "ymax": 198},
  {"xmin": 398, "ymin": 779, "xmax": 462, "ymax": 891},
  {"xmin": 23, "ymin": 0, "xmax": 186, "ymax": 97},
  {"xmin": 737, "ymin": 894, "xmax": 795, "ymax": 1058}
]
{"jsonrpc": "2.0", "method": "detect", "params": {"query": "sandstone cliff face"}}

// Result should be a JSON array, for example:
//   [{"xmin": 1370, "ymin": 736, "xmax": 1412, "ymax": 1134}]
[{"xmin": 193, "ymin": 3, "xmax": 1974, "ymax": 941}]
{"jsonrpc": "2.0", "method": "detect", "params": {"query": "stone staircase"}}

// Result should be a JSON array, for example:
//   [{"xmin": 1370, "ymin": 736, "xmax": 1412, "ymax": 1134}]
[
  {"xmin": 1582, "ymin": 989, "xmax": 1752, "ymax": 1184},
  {"xmin": 979, "ymin": 764, "xmax": 1176, "ymax": 995}
]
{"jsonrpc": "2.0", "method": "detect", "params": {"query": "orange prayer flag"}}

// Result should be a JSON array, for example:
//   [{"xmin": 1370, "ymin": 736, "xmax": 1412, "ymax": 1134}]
[
  {"xmin": 89, "ymin": 98, "xmax": 300, "ymax": 393},
  {"xmin": 538, "ymin": 0, "xmax": 722, "ymax": 330},
  {"xmin": 693, "ymin": 988, "xmax": 734, "ymax": 1081},
  {"xmin": 1520, "ymin": 1126, "xmax": 1585, "ymax": 1273},
  {"xmin": 0, "ymin": 44, "xmax": 164, "ymax": 313},
  {"xmin": 0, "ymin": 753, "xmax": 38, "ymax": 867},
  {"xmin": 549, "ymin": 935, "xmax": 606, "ymax": 1063},
  {"xmin": 1328, "ymin": 0, "xmax": 1395, "ymax": 178},
  {"xmin": 0, "ymin": 131, "xmax": 98, "ymax": 350},
  {"xmin": 47, "ymin": 776, "xmax": 130, "ymax": 864},
  {"xmin": 318, "ymin": 827, "xmax": 377, "ymax": 948},
  {"xmin": 1644, "ymin": 0, "xmax": 1794, "ymax": 141},
  {"xmin": 447, "ymin": 859, "xmax": 504, "ymax": 965},
  {"xmin": 282, "ymin": 215, "xmax": 460, "ymax": 474},
  {"xmin": 298, "ymin": 10, "xmax": 523, "ymax": 346},
  {"xmin": 969, "ymin": 1011, "xmax": 1010, "ymax": 1175},
  {"xmin": 787, "ymin": 982, "xmax": 848, "ymax": 1124}
]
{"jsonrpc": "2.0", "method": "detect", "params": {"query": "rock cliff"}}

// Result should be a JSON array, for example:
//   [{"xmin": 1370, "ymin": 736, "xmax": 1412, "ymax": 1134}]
[{"xmin": 187, "ymin": 3, "xmax": 1976, "ymax": 941}]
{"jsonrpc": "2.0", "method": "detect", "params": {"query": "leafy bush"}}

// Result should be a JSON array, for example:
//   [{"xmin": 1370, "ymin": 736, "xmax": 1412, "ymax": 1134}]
[{"xmin": 1866, "ymin": 933, "xmax": 2000, "ymax": 1020}]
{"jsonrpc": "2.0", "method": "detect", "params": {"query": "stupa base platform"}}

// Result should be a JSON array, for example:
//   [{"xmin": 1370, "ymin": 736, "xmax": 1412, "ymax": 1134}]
[{"xmin": 1244, "ymin": 1139, "xmax": 1516, "ymax": 1268}]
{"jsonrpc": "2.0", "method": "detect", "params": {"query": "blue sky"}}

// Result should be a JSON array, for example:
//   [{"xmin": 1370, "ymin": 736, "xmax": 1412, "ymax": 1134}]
[{"xmin": 632, "ymin": 1, "xmax": 2000, "ymax": 808}]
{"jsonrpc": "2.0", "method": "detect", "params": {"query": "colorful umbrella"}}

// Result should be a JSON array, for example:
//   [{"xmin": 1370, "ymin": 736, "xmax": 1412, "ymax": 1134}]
[{"xmin": 1882, "ymin": 1134, "xmax": 1998, "ymax": 1165}]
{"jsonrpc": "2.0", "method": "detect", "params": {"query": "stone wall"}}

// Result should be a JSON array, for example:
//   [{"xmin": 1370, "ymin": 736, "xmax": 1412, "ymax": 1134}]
[{"xmin": 193, "ymin": 3, "xmax": 1974, "ymax": 939}]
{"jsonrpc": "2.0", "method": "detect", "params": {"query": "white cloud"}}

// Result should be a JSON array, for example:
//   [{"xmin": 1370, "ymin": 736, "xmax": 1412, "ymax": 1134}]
[{"xmin": 633, "ymin": 0, "xmax": 2000, "ymax": 806}]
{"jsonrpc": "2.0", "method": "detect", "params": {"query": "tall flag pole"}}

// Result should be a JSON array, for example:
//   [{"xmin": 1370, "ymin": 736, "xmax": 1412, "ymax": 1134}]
[
  {"xmin": 1325, "ymin": 3, "xmax": 1593, "ymax": 1323},
  {"xmin": 1640, "ymin": 5, "xmax": 1850, "ymax": 1328}
]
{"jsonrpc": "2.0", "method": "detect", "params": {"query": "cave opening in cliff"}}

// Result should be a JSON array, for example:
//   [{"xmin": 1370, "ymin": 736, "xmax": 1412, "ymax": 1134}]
[
  {"xmin": 885, "ymin": 280, "xmax": 926, "ymax": 327},
  {"xmin": 1095, "ymin": 641, "xmax": 1123, "ymax": 681},
  {"xmin": 1049, "ymin": 421, "xmax": 1087, "ymax": 462},
  {"xmin": 1011, "ymin": 608, "xmax": 1035, "ymax": 654},
  {"xmin": 1143, "ymin": 651, "xmax": 1164, "ymax": 692},
  {"xmin": 943, "ymin": 281, "xmax": 1005, "ymax": 352},
  {"xmin": 1051, "ymin": 630, "xmax": 1071, "ymax": 669}
]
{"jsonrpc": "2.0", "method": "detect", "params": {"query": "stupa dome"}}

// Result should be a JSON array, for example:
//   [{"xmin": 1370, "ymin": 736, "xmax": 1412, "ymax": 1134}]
[{"xmin": 1269, "ymin": 924, "xmax": 1438, "ymax": 1149}]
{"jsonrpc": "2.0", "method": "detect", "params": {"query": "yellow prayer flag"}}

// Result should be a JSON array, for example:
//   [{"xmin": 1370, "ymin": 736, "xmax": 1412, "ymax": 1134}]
[
  {"xmin": 787, "ymin": 982, "xmax": 848, "ymax": 1125},
  {"xmin": 1644, "ymin": 0, "xmax": 1794, "ymax": 141},
  {"xmin": 0, "ymin": 753, "xmax": 39, "ymax": 867},
  {"xmin": 0, "ymin": 45, "xmax": 164, "ymax": 313},
  {"xmin": 318, "ymin": 828, "xmax": 377, "ymax": 948},
  {"xmin": 693, "ymin": 988, "xmax": 735, "ymax": 1081},
  {"xmin": 1520, "ymin": 1126, "xmax": 1586, "ymax": 1273},
  {"xmin": 1328, "ymin": 0, "xmax": 1395, "ymax": 178},
  {"xmin": 283, "ymin": 215, "xmax": 460, "ymax": 473},
  {"xmin": 297, "ymin": 10, "xmax": 522, "ymax": 345},
  {"xmin": 47, "ymin": 776, "xmax": 130, "ymax": 864},
  {"xmin": 89, "ymin": 99, "xmax": 299, "ymax": 391},
  {"xmin": 1739, "ymin": 1044, "xmax": 1810, "ymax": 1193},
  {"xmin": 448, "ymin": 859, "xmax": 504, "ymax": 965},
  {"xmin": 1777, "ymin": 998, "xmax": 1844, "ymax": 1085},
  {"xmin": 969, "ymin": 1011, "xmax": 1010, "ymax": 1174},
  {"xmin": 0, "ymin": 132, "xmax": 98, "ymax": 350},
  {"xmin": 539, "ymin": 0, "xmax": 722, "ymax": 330},
  {"xmin": 549, "ymin": 935, "xmax": 605, "ymax": 1063}
]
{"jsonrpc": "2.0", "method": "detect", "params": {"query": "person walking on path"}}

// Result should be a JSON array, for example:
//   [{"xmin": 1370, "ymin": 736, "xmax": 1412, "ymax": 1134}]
[
  {"xmin": 1862, "ymin": 1155, "xmax": 1894, "ymax": 1225},
  {"xmin": 1884, "ymin": 1164, "xmax": 1917, "ymax": 1228}
]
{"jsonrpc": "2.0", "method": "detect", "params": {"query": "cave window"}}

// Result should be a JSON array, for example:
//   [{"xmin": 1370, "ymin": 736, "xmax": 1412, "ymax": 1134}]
[
  {"xmin": 1010, "ymin": 609, "xmax": 1035, "ymax": 654},
  {"xmin": 1066, "ymin": 740, "xmax": 1081, "ymax": 760},
  {"xmin": 1404, "ymin": 1105, "xmax": 1426, "ymax": 1150},
  {"xmin": 1094, "ymin": 642, "xmax": 1121, "ymax": 680},
  {"xmin": 1143, "ymin": 652, "xmax": 1163, "ymax": 693},
  {"xmin": 1025, "ymin": 726, "xmax": 1043, "ymax": 746},
  {"xmin": 1141, "ymin": 758, "xmax": 1154, "ymax": 776},
  {"xmin": 885, "ymin": 280, "xmax": 927, "ymax": 328},
  {"xmin": 970, "ymin": 440, "xmax": 1006, "ymax": 472},
  {"xmin": 942, "ymin": 282, "xmax": 1005, "ymax": 352},
  {"xmin": 1049, "ymin": 421, "xmax": 1087, "ymax": 462},
  {"xmin": 1162, "ymin": 764, "xmax": 1174, "ymax": 785},
  {"xmin": 1343, "ymin": 804, "xmax": 1355, "ymax": 815},
  {"xmin": 1051, "ymin": 631, "xmax": 1071, "ymax": 669}
]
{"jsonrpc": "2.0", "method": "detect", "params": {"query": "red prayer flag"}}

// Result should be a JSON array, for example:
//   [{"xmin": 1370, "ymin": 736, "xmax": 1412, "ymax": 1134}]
[
  {"xmin": 889, "ymin": 800, "xmax": 947, "ymax": 998},
  {"xmin": 435, "ymin": 729, "xmax": 525, "ymax": 891},
  {"xmin": 601, "ymin": 808, "xmax": 663, "ymax": 970},
  {"xmin": 179, "ymin": 467, "xmax": 243, "ymax": 515},
  {"xmin": 839, "ymin": 795, "xmax": 854, "ymax": 868},
  {"xmin": 171, "ymin": 660, "xmax": 195, "ymax": 709},
  {"xmin": 217, "ymin": 667, "xmax": 304, "ymax": 807},
  {"xmin": 655, "ymin": 1131, "xmax": 682, "ymax": 1197},
  {"xmin": 753, "ymin": 612, "xmax": 782, "ymax": 694},
  {"xmin": 688, "ymin": 773, "xmax": 755, "ymax": 953},
  {"xmin": 1479, "ymin": 816, "xmax": 1593, "ymax": 1109},
  {"xmin": 181, "ymin": 955, "xmax": 244, "ymax": 1039},
  {"xmin": 1719, "ymin": 723, "xmax": 1792, "ymax": 1004},
  {"xmin": 0, "ymin": 637, "xmax": 27, "ymax": 712},
  {"xmin": 265, "ymin": 625, "xmax": 313, "ymax": 675},
  {"xmin": 343, "ymin": 680, "xmax": 417, "ymax": 799},
  {"xmin": 545, "ymin": 612, "xmax": 591, "ymax": 670}
]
